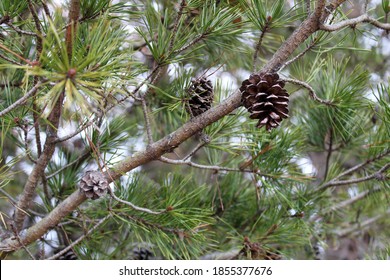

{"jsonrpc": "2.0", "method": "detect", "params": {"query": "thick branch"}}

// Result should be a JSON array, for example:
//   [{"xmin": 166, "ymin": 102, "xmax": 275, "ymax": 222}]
[
  {"xmin": 12, "ymin": 1, "xmax": 80, "ymax": 231},
  {"xmin": 1, "ymin": 191, "xmax": 87, "ymax": 253}
]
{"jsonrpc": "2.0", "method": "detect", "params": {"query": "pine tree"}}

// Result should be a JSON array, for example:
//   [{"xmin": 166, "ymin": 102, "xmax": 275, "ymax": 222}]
[{"xmin": 0, "ymin": 0, "xmax": 389, "ymax": 260}]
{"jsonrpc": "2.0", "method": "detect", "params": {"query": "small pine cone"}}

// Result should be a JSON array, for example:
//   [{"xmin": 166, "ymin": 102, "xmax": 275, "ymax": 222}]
[
  {"xmin": 57, "ymin": 250, "xmax": 78, "ymax": 260},
  {"xmin": 240, "ymin": 73, "xmax": 289, "ymax": 131},
  {"xmin": 186, "ymin": 77, "xmax": 214, "ymax": 117},
  {"xmin": 133, "ymin": 247, "xmax": 153, "ymax": 260},
  {"xmin": 79, "ymin": 171, "xmax": 109, "ymax": 200}
]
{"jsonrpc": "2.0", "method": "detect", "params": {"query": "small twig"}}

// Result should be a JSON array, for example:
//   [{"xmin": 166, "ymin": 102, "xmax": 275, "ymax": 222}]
[
  {"xmin": 328, "ymin": 150, "xmax": 390, "ymax": 183},
  {"xmin": 253, "ymin": 19, "xmax": 271, "ymax": 72},
  {"xmin": 27, "ymin": 0, "xmax": 43, "ymax": 55},
  {"xmin": 0, "ymin": 52, "xmax": 22, "ymax": 65},
  {"xmin": 10, "ymin": 224, "xmax": 35, "ymax": 260},
  {"xmin": 168, "ymin": 0, "xmax": 186, "ymax": 54},
  {"xmin": 306, "ymin": 0, "xmax": 311, "ymax": 14},
  {"xmin": 141, "ymin": 97, "xmax": 153, "ymax": 144},
  {"xmin": 336, "ymin": 208, "xmax": 390, "ymax": 237},
  {"xmin": 0, "ymin": 82, "xmax": 42, "ymax": 118},
  {"xmin": 323, "ymin": 128, "xmax": 333, "ymax": 181},
  {"xmin": 283, "ymin": 78, "xmax": 333, "ymax": 105},
  {"xmin": 114, "ymin": 66, "xmax": 159, "ymax": 106},
  {"xmin": 46, "ymin": 151, "xmax": 90, "ymax": 179},
  {"xmin": 173, "ymin": 33, "xmax": 206, "ymax": 54},
  {"xmin": 0, "ymin": 189, "xmax": 45, "ymax": 218},
  {"xmin": 159, "ymin": 156, "xmax": 284, "ymax": 179},
  {"xmin": 309, "ymin": 187, "xmax": 383, "ymax": 222},
  {"xmin": 21, "ymin": 123, "xmax": 37, "ymax": 164},
  {"xmin": 182, "ymin": 141, "xmax": 208, "ymax": 161},
  {"xmin": 280, "ymin": 37, "xmax": 319, "ymax": 71},
  {"xmin": 46, "ymin": 214, "xmax": 111, "ymax": 260},
  {"xmin": 319, "ymin": 162, "xmax": 390, "ymax": 191},
  {"xmin": 363, "ymin": 0, "xmax": 369, "ymax": 13},
  {"xmin": 0, "ymin": 43, "xmax": 31, "ymax": 65},
  {"xmin": 320, "ymin": 14, "xmax": 390, "ymax": 32},
  {"xmin": 6, "ymin": 22, "xmax": 41, "ymax": 37},
  {"xmin": 109, "ymin": 189, "xmax": 167, "ymax": 215},
  {"xmin": 55, "ymin": 120, "xmax": 94, "ymax": 143},
  {"xmin": 40, "ymin": 0, "xmax": 54, "ymax": 22}
]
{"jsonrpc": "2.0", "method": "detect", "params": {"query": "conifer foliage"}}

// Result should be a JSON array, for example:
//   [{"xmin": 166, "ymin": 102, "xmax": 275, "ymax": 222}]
[{"xmin": 0, "ymin": 0, "xmax": 389, "ymax": 260}]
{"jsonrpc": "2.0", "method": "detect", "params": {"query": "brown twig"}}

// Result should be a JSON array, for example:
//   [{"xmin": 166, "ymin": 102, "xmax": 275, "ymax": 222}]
[
  {"xmin": 141, "ymin": 97, "xmax": 153, "ymax": 144},
  {"xmin": 109, "ymin": 189, "xmax": 167, "ymax": 215},
  {"xmin": 253, "ymin": 19, "xmax": 271, "ymax": 72},
  {"xmin": 336, "ymin": 208, "xmax": 390, "ymax": 237},
  {"xmin": 12, "ymin": 1, "xmax": 80, "ymax": 232},
  {"xmin": 309, "ymin": 186, "xmax": 383, "ymax": 222},
  {"xmin": 320, "ymin": 14, "xmax": 390, "ymax": 32},
  {"xmin": 168, "ymin": 0, "xmax": 186, "ymax": 54},
  {"xmin": 319, "ymin": 162, "xmax": 390, "ymax": 191},
  {"xmin": 280, "ymin": 36, "xmax": 319, "ymax": 71},
  {"xmin": 283, "ymin": 78, "xmax": 333, "ymax": 105},
  {"xmin": 0, "ymin": 82, "xmax": 42, "ymax": 118},
  {"xmin": 46, "ymin": 214, "xmax": 111, "ymax": 260},
  {"xmin": 159, "ymin": 156, "xmax": 291, "ymax": 180},
  {"xmin": 27, "ymin": 0, "xmax": 43, "ymax": 56},
  {"xmin": 10, "ymin": 224, "xmax": 35, "ymax": 260}
]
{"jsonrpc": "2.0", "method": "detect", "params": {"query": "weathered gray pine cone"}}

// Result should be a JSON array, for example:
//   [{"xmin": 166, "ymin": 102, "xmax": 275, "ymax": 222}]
[{"xmin": 79, "ymin": 171, "xmax": 109, "ymax": 200}]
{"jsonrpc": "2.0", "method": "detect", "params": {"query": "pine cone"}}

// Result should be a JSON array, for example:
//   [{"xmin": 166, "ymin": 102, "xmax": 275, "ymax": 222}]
[
  {"xmin": 56, "ymin": 249, "xmax": 78, "ymax": 260},
  {"xmin": 186, "ymin": 77, "xmax": 214, "ymax": 117},
  {"xmin": 240, "ymin": 73, "xmax": 289, "ymax": 131},
  {"xmin": 133, "ymin": 247, "xmax": 153, "ymax": 260},
  {"xmin": 79, "ymin": 171, "xmax": 109, "ymax": 200}
]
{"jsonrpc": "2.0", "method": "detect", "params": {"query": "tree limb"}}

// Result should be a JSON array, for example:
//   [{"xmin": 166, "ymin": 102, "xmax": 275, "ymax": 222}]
[{"xmin": 320, "ymin": 14, "xmax": 390, "ymax": 32}]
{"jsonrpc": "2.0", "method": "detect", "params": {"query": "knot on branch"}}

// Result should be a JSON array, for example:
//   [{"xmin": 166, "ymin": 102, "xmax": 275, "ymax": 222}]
[{"xmin": 79, "ymin": 171, "xmax": 109, "ymax": 200}]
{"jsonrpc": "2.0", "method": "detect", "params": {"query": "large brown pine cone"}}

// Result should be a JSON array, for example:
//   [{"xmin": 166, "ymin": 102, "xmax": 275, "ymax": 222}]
[{"xmin": 240, "ymin": 73, "xmax": 289, "ymax": 131}]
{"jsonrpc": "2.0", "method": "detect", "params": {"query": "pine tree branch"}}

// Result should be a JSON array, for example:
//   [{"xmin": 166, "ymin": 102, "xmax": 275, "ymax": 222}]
[
  {"xmin": 40, "ymin": 0, "xmax": 53, "ymax": 22},
  {"xmin": 279, "ymin": 36, "xmax": 319, "ymax": 71},
  {"xmin": 319, "ymin": 162, "xmax": 390, "ymax": 190},
  {"xmin": 336, "ymin": 208, "xmax": 390, "ymax": 237},
  {"xmin": 159, "ymin": 156, "xmax": 279, "ymax": 178},
  {"xmin": 309, "ymin": 186, "xmax": 383, "ymax": 222},
  {"xmin": 109, "ymin": 189, "xmax": 167, "ymax": 215},
  {"xmin": 141, "ymin": 96, "xmax": 154, "ymax": 144},
  {"xmin": 168, "ymin": 0, "xmax": 186, "ymax": 54},
  {"xmin": 0, "ymin": 1, "xmax": 338, "ymax": 254},
  {"xmin": 0, "ymin": 82, "xmax": 42, "ymax": 118},
  {"xmin": 9, "ymin": 224, "xmax": 35, "ymax": 260},
  {"xmin": 5, "ymin": 21, "xmax": 41, "ymax": 37},
  {"xmin": 46, "ymin": 151, "xmax": 90, "ymax": 179},
  {"xmin": 283, "ymin": 78, "xmax": 333, "ymax": 105},
  {"xmin": 253, "ymin": 19, "xmax": 270, "ymax": 72},
  {"xmin": 320, "ymin": 14, "xmax": 390, "ymax": 32},
  {"xmin": 54, "ymin": 119, "xmax": 94, "ymax": 143},
  {"xmin": 12, "ymin": 1, "xmax": 80, "ymax": 232},
  {"xmin": 27, "ymin": 0, "xmax": 43, "ymax": 56},
  {"xmin": 1, "ymin": 190, "xmax": 87, "ymax": 254},
  {"xmin": 46, "ymin": 214, "xmax": 111, "ymax": 260}
]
